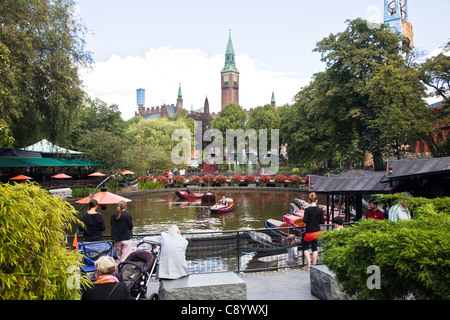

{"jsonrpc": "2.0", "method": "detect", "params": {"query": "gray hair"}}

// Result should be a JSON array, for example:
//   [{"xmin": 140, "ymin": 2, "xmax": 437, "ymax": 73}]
[{"xmin": 168, "ymin": 225, "xmax": 180, "ymax": 234}]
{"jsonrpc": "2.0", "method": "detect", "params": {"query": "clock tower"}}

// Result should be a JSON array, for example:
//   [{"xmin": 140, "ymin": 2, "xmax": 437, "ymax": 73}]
[{"xmin": 221, "ymin": 30, "xmax": 239, "ymax": 110}]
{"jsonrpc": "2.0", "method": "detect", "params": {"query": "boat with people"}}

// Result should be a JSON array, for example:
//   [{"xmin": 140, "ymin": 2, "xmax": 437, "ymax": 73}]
[
  {"xmin": 175, "ymin": 190, "xmax": 203, "ymax": 200},
  {"xmin": 210, "ymin": 197, "xmax": 234, "ymax": 213}
]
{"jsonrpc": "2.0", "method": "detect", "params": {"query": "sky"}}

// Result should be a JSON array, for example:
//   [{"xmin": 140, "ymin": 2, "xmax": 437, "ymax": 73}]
[{"xmin": 76, "ymin": 0, "xmax": 450, "ymax": 120}]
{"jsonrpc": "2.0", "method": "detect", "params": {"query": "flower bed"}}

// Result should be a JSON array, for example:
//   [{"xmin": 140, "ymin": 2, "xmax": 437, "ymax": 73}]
[
  {"xmin": 288, "ymin": 175, "xmax": 303, "ymax": 186},
  {"xmin": 258, "ymin": 175, "xmax": 272, "ymax": 185},
  {"xmin": 156, "ymin": 176, "xmax": 169, "ymax": 184}
]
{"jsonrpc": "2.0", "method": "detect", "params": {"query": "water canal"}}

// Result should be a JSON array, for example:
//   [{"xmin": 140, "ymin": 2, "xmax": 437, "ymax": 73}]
[{"xmin": 73, "ymin": 188, "xmax": 323, "ymax": 234}]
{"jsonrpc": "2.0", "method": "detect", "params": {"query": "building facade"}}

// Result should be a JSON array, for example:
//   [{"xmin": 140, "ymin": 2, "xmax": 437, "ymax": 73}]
[{"xmin": 221, "ymin": 31, "xmax": 240, "ymax": 110}]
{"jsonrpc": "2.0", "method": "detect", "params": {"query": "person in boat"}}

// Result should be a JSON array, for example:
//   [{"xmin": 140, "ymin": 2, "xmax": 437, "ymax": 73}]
[
  {"xmin": 220, "ymin": 196, "xmax": 228, "ymax": 206},
  {"xmin": 143, "ymin": 225, "xmax": 189, "ymax": 280},
  {"xmin": 302, "ymin": 192, "xmax": 324, "ymax": 271},
  {"xmin": 186, "ymin": 187, "xmax": 192, "ymax": 195}
]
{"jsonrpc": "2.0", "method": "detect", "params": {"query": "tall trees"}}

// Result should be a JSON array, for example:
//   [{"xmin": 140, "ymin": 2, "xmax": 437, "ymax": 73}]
[
  {"xmin": 281, "ymin": 19, "xmax": 437, "ymax": 170},
  {"xmin": 0, "ymin": 0, "xmax": 91, "ymax": 147}
]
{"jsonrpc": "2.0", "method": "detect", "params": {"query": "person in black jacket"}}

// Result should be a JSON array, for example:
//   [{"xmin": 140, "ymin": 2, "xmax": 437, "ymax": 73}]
[
  {"xmin": 110, "ymin": 200, "xmax": 133, "ymax": 263},
  {"xmin": 302, "ymin": 192, "xmax": 324, "ymax": 270},
  {"xmin": 81, "ymin": 256, "xmax": 131, "ymax": 300},
  {"xmin": 79, "ymin": 199, "xmax": 106, "ymax": 241}
]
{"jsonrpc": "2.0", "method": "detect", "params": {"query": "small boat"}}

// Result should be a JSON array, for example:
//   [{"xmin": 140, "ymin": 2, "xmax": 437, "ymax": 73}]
[
  {"xmin": 283, "ymin": 214, "xmax": 305, "ymax": 228},
  {"xmin": 210, "ymin": 198, "xmax": 234, "ymax": 213},
  {"xmin": 265, "ymin": 219, "xmax": 291, "ymax": 236},
  {"xmin": 175, "ymin": 190, "xmax": 203, "ymax": 200}
]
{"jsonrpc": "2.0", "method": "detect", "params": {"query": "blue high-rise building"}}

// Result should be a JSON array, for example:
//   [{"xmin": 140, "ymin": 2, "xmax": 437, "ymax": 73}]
[{"xmin": 137, "ymin": 88, "xmax": 145, "ymax": 106}]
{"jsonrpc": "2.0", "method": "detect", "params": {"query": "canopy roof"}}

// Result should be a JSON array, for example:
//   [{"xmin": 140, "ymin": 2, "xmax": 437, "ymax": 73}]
[
  {"xmin": 387, "ymin": 157, "xmax": 450, "ymax": 180},
  {"xmin": 21, "ymin": 139, "xmax": 83, "ymax": 155},
  {"xmin": 0, "ymin": 157, "xmax": 107, "ymax": 168}
]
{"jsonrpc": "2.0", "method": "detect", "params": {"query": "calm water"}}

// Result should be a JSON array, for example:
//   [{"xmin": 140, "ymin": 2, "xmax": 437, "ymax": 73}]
[{"xmin": 73, "ymin": 189, "xmax": 323, "ymax": 235}]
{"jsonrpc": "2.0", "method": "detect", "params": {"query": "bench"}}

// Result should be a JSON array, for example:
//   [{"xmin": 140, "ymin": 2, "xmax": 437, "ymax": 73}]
[{"xmin": 158, "ymin": 272, "xmax": 247, "ymax": 300}]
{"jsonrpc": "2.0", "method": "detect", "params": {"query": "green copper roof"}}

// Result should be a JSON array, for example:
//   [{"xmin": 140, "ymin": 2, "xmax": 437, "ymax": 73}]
[
  {"xmin": 178, "ymin": 83, "xmax": 182, "ymax": 99},
  {"xmin": 221, "ymin": 30, "xmax": 239, "ymax": 73},
  {"xmin": 271, "ymin": 91, "xmax": 276, "ymax": 103}
]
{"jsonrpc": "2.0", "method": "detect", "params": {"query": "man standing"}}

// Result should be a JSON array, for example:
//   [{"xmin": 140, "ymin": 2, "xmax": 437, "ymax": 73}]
[
  {"xmin": 366, "ymin": 201, "xmax": 385, "ymax": 220},
  {"xmin": 389, "ymin": 201, "xmax": 411, "ymax": 222}
]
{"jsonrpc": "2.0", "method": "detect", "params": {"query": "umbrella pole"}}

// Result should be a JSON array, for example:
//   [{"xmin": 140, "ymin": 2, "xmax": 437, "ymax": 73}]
[{"xmin": 90, "ymin": 176, "xmax": 111, "ymax": 201}]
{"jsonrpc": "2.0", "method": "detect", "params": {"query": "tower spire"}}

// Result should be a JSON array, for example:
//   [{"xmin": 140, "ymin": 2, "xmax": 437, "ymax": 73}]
[{"xmin": 176, "ymin": 83, "xmax": 183, "ymax": 113}]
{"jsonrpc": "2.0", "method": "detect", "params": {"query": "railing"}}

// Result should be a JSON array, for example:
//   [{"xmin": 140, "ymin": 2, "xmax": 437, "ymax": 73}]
[{"xmin": 69, "ymin": 223, "xmax": 351, "ymax": 274}]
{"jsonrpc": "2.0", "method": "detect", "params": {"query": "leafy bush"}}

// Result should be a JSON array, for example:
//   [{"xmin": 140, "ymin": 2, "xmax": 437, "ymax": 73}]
[
  {"xmin": 138, "ymin": 180, "xmax": 164, "ymax": 190},
  {"xmin": 321, "ymin": 196, "xmax": 450, "ymax": 300},
  {"xmin": 188, "ymin": 175, "xmax": 202, "ymax": 185},
  {"xmin": 215, "ymin": 175, "xmax": 228, "ymax": 185},
  {"xmin": 0, "ymin": 182, "xmax": 89, "ymax": 299},
  {"xmin": 243, "ymin": 174, "xmax": 256, "ymax": 183}
]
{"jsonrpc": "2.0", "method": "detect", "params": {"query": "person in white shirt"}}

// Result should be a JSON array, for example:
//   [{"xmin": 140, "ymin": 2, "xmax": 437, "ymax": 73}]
[
  {"xmin": 143, "ymin": 225, "xmax": 189, "ymax": 280},
  {"xmin": 388, "ymin": 202, "xmax": 411, "ymax": 222}
]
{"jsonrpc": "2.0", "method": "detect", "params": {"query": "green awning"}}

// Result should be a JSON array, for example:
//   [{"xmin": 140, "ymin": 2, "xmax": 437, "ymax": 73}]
[{"xmin": 0, "ymin": 157, "xmax": 107, "ymax": 168}]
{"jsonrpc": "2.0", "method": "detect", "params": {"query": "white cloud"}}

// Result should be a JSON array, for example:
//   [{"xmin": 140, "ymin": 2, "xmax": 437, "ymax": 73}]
[{"xmin": 79, "ymin": 46, "xmax": 310, "ymax": 120}]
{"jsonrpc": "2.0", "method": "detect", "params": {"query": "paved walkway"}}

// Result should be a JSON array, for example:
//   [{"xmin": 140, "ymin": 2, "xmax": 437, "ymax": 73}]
[{"xmin": 146, "ymin": 268, "xmax": 318, "ymax": 300}]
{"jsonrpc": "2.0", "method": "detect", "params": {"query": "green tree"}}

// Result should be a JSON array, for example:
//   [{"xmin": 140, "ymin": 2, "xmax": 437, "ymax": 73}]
[
  {"xmin": 0, "ymin": 182, "xmax": 90, "ymax": 299},
  {"xmin": 247, "ymin": 104, "xmax": 280, "ymax": 149},
  {"xmin": 0, "ymin": 0, "xmax": 91, "ymax": 147}
]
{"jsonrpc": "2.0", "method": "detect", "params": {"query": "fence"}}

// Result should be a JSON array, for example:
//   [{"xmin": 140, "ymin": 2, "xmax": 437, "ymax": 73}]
[{"xmin": 71, "ymin": 223, "xmax": 349, "ymax": 274}]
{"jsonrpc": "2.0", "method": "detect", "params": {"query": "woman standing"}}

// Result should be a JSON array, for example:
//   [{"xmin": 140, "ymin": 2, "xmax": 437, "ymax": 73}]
[
  {"xmin": 302, "ymin": 192, "xmax": 324, "ymax": 270},
  {"xmin": 80, "ymin": 199, "xmax": 105, "ymax": 241},
  {"xmin": 110, "ymin": 200, "xmax": 133, "ymax": 263}
]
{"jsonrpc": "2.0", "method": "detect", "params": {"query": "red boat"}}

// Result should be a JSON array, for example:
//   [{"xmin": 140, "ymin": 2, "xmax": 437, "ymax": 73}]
[
  {"xmin": 210, "ymin": 198, "xmax": 234, "ymax": 213},
  {"xmin": 175, "ymin": 190, "xmax": 203, "ymax": 200},
  {"xmin": 283, "ymin": 214, "xmax": 305, "ymax": 228}
]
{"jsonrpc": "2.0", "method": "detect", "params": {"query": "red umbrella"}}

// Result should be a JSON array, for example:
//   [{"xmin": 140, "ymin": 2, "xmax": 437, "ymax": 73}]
[
  {"xmin": 75, "ymin": 190, "xmax": 131, "ymax": 207},
  {"xmin": 88, "ymin": 171, "xmax": 106, "ymax": 177},
  {"xmin": 51, "ymin": 173, "xmax": 72, "ymax": 179},
  {"xmin": 10, "ymin": 175, "xmax": 33, "ymax": 181},
  {"xmin": 120, "ymin": 170, "xmax": 135, "ymax": 175}
]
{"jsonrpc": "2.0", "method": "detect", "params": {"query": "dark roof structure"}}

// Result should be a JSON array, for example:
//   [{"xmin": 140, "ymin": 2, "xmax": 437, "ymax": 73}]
[
  {"xmin": 309, "ymin": 171, "xmax": 390, "ymax": 194},
  {"xmin": 386, "ymin": 157, "xmax": 450, "ymax": 180}
]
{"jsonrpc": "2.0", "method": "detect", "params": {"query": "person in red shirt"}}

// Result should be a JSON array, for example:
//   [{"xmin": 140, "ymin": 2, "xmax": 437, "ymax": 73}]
[{"xmin": 366, "ymin": 201, "xmax": 385, "ymax": 220}]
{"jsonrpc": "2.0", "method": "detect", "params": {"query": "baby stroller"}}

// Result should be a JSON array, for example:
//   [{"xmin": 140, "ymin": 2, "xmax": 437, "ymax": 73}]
[
  {"xmin": 117, "ymin": 245, "xmax": 159, "ymax": 300},
  {"xmin": 78, "ymin": 241, "xmax": 115, "ymax": 277}
]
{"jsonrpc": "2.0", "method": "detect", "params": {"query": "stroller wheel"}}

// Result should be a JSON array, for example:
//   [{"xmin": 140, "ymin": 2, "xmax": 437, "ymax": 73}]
[{"xmin": 149, "ymin": 293, "xmax": 159, "ymax": 300}]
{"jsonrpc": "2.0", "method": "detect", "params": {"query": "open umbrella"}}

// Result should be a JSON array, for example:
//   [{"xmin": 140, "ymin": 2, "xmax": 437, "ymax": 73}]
[
  {"xmin": 88, "ymin": 171, "xmax": 106, "ymax": 177},
  {"xmin": 51, "ymin": 173, "xmax": 72, "ymax": 179},
  {"xmin": 120, "ymin": 170, "xmax": 135, "ymax": 175},
  {"xmin": 10, "ymin": 175, "xmax": 33, "ymax": 181},
  {"xmin": 75, "ymin": 188, "xmax": 131, "ymax": 209}
]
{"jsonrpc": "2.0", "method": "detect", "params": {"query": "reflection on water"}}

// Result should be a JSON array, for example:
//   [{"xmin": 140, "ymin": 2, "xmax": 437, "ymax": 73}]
[{"xmin": 74, "ymin": 189, "xmax": 318, "ymax": 234}]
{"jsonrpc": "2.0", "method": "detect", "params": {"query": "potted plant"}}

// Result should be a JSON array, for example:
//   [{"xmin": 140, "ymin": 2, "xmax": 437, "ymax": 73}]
[
  {"xmin": 230, "ymin": 174, "xmax": 243, "ymax": 186},
  {"xmin": 173, "ymin": 175, "xmax": 185, "ymax": 187},
  {"xmin": 288, "ymin": 175, "xmax": 303, "ymax": 187},
  {"xmin": 274, "ymin": 174, "xmax": 287, "ymax": 187},
  {"xmin": 202, "ymin": 174, "xmax": 216, "ymax": 186},
  {"xmin": 215, "ymin": 175, "xmax": 228, "ymax": 186},
  {"xmin": 244, "ymin": 174, "xmax": 256, "ymax": 187},
  {"xmin": 258, "ymin": 174, "xmax": 272, "ymax": 186},
  {"xmin": 188, "ymin": 175, "xmax": 202, "ymax": 185}
]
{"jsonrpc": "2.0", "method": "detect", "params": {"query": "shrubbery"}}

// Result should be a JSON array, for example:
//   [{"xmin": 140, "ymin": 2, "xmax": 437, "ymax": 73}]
[
  {"xmin": 321, "ymin": 195, "xmax": 450, "ymax": 300},
  {"xmin": 0, "ymin": 182, "xmax": 89, "ymax": 299}
]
